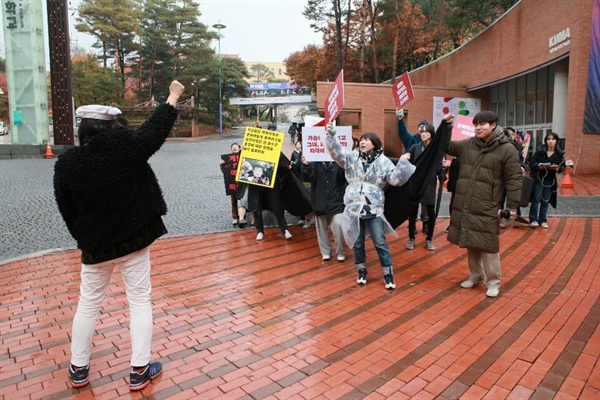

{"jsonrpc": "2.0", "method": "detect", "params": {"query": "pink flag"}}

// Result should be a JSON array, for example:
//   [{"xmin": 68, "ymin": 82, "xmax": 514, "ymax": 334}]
[{"xmin": 451, "ymin": 115, "xmax": 475, "ymax": 141}]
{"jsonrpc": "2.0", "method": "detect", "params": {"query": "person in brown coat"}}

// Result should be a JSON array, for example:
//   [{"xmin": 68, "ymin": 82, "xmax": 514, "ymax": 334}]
[{"xmin": 445, "ymin": 111, "xmax": 522, "ymax": 298}]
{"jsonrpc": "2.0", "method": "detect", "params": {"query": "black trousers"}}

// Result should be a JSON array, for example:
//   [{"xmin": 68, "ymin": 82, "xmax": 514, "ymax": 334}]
[{"xmin": 408, "ymin": 204, "xmax": 436, "ymax": 241}]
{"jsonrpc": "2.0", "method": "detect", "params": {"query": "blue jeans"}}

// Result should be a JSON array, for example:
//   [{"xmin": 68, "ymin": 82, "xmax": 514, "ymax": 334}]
[
  {"xmin": 529, "ymin": 179, "xmax": 552, "ymax": 224},
  {"xmin": 353, "ymin": 216, "xmax": 393, "ymax": 275}
]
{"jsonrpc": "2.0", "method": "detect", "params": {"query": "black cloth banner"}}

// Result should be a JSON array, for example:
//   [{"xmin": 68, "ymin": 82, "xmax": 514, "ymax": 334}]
[{"xmin": 221, "ymin": 153, "xmax": 239, "ymax": 196}]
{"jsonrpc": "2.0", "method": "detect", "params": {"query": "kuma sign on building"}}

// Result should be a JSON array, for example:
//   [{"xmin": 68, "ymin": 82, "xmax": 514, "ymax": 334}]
[{"xmin": 549, "ymin": 27, "xmax": 570, "ymax": 53}]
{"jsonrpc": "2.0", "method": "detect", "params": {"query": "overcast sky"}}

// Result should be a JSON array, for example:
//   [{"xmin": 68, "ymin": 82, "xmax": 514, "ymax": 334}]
[
  {"xmin": 196, "ymin": 0, "xmax": 323, "ymax": 62},
  {"xmin": 0, "ymin": 0, "xmax": 323, "ymax": 63}
]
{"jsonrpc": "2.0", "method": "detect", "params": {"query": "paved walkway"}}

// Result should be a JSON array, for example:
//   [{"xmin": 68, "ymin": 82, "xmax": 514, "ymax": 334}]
[
  {"xmin": 1, "ymin": 214, "xmax": 598, "ymax": 399},
  {"xmin": 1, "ymin": 131, "xmax": 599, "ymax": 399}
]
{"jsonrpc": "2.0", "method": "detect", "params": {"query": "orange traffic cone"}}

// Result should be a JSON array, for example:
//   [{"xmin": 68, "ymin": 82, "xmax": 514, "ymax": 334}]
[
  {"xmin": 561, "ymin": 167, "xmax": 574, "ymax": 189},
  {"xmin": 44, "ymin": 142, "xmax": 54, "ymax": 159}
]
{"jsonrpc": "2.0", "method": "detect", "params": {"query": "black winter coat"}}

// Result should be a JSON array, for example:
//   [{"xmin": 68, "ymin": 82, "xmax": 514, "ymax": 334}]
[
  {"xmin": 53, "ymin": 103, "xmax": 178, "ymax": 264},
  {"xmin": 528, "ymin": 144, "xmax": 565, "ymax": 208},
  {"xmin": 300, "ymin": 161, "xmax": 347, "ymax": 216},
  {"xmin": 408, "ymin": 142, "xmax": 445, "ymax": 205}
]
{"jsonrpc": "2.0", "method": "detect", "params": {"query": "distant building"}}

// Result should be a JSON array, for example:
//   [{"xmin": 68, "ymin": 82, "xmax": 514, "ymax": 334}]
[{"xmin": 243, "ymin": 61, "xmax": 289, "ymax": 83}]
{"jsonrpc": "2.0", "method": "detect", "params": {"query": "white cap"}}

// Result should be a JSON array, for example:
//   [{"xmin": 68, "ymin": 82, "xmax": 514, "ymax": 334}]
[{"xmin": 76, "ymin": 105, "xmax": 122, "ymax": 120}]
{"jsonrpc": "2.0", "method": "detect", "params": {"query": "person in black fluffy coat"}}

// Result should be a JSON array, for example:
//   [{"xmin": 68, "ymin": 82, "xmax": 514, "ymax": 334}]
[{"xmin": 54, "ymin": 80, "xmax": 184, "ymax": 392}]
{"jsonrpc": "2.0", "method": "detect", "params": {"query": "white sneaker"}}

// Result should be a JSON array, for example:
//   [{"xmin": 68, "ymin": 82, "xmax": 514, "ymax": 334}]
[
  {"xmin": 337, "ymin": 255, "xmax": 346, "ymax": 261},
  {"xmin": 486, "ymin": 287, "xmax": 500, "ymax": 298},
  {"xmin": 232, "ymin": 219, "xmax": 239, "ymax": 226},
  {"xmin": 322, "ymin": 255, "xmax": 331, "ymax": 261},
  {"xmin": 256, "ymin": 232, "xmax": 264, "ymax": 240},
  {"xmin": 541, "ymin": 222, "xmax": 549, "ymax": 229},
  {"xmin": 284, "ymin": 230, "xmax": 293, "ymax": 239},
  {"xmin": 530, "ymin": 221, "xmax": 539, "ymax": 228},
  {"xmin": 461, "ymin": 280, "xmax": 482, "ymax": 288}
]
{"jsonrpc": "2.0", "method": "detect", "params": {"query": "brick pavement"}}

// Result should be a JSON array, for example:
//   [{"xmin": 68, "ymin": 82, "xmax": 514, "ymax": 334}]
[
  {"xmin": 1, "ymin": 215, "xmax": 598, "ymax": 399},
  {"xmin": 1, "ymin": 129, "xmax": 599, "ymax": 399}
]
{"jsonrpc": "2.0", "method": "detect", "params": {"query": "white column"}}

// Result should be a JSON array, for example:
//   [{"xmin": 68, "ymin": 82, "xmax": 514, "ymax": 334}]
[{"xmin": 552, "ymin": 60, "xmax": 569, "ymax": 137}]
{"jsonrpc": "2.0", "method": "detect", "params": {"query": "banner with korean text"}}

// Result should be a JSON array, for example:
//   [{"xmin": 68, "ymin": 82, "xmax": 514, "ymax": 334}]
[
  {"xmin": 236, "ymin": 126, "xmax": 284, "ymax": 189},
  {"xmin": 221, "ymin": 153, "xmax": 240, "ymax": 195},
  {"xmin": 392, "ymin": 72, "xmax": 415, "ymax": 108},
  {"xmin": 323, "ymin": 70, "xmax": 344, "ymax": 126},
  {"xmin": 451, "ymin": 115, "xmax": 475, "ymax": 141},
  {"xmin": 302, "ymin": 126, "xmax": 353, "ymax": 162}
]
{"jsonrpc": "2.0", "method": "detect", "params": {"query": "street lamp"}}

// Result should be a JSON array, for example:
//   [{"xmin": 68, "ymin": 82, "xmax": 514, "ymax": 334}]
[{"xmin": 213, "ymin": 23, "xmax": 226, "ymax": 135}]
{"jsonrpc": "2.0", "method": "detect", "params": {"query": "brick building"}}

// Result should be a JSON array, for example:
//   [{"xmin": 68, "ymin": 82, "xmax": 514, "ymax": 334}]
[{"xmin": 316, "ymin": 0, "xmax": 599, "ymax": 174}]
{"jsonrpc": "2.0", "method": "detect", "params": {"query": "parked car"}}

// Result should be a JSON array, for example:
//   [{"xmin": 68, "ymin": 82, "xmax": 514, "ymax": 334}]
[{"xmin": 0, "ymin": 121, "xmax": 8, "ymax": 135}]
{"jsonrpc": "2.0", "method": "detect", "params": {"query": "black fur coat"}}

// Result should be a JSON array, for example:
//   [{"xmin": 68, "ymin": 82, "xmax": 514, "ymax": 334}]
[{"xmin": 54, "ymin": 104, "xmax": 178, "ymax": 264}]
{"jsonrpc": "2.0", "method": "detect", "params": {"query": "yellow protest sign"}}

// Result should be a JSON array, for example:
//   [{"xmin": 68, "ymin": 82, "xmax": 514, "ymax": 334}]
[{"xmin": 236, "ymin": 126, "xmax": 285, "ymax": 189}]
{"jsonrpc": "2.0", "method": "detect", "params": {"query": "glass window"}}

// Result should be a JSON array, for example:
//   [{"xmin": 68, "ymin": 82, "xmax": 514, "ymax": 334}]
[
  {"xmin": 516, "ymin": 99, "xmax": 525, "ymax": 125},
  {"xmin": 535, "ymin": 93, "xmax": 546, "ymax": 124},
  {"xmin": 526, "ymin": 94, "xmax": 535, "ymax": 125},
  {"xmin": 507, "ymin": 99, "xmax": 516, "ymax": 126},
  {"xmin": 498, "ymin": 102, "xmax": 506, "ymax": 126},
  {"xmin": 499, "ymin": 82, "xmax": 507, "ymax": 100},
  {"xmin": 537, "ymin": 67, "xmax": 548, "ymax": 92},
  {"xmin": 490, "ymin": 86, "xmax": 498, "ymax": 102},
  {"xmin": 507, "ymin": 79, "xmax": 516, "ymax": 100},
  {"xmin": 516, "ymin": 76, "xmax": 526, "ymax": 126},
  {"xmin": 527, "ymin": 72, "xmax": 536, "ymax": 94},
  {"xmin": 517, "ymin": 76, "xmax": 526, "ymax": 97}
]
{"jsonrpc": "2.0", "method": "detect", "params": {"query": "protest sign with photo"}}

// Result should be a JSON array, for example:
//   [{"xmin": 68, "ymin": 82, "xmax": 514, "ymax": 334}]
[
  {"xmin": 302, "ymin": 126, "xmax": 353, "ymax": 162},
  {"xmin": 323, "ymin": 70, "xmax": 344, "ymax": 125},
  {"xmin": 392, "ymin": 72, "xmax": 414, "ymax": 109},
  {"xmin": 236, "ymin": 126, "xmax": 284, "ymax": 189},
  {"xmin": 451, "ymin": 115, "xmax": 475, "ymax": 141},
  {"xmin": 220, "ymin": 153, "xmax": 240, "ymax": 195}
]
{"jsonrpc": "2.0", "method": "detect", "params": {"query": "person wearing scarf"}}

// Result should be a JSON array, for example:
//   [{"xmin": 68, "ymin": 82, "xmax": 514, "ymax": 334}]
[{"xmin": 325, "ymin": 123, "xmax": 415, "ymax": 290}]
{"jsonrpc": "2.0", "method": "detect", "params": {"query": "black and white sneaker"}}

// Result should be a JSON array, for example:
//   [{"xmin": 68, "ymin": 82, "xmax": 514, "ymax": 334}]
[
  {"xmin": 68, "ymin": 363, "xmax": 90, "ymax": 388},
  {"xmin": 130, "ymin": 361, "xmax": 162, "ymax": 391},
  {"xmin": 356, "ymin": 269, "xmax": 367, "ymax": 285},
  {"xmin": 384, "ymin": 274, "xmax": 396, "ymax": 290}
]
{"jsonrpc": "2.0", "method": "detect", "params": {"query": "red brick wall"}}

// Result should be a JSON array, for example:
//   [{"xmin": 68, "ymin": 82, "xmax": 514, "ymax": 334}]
[{"xmin": 317, "ymin": 0, "xmax": 599, "ymax": 174}]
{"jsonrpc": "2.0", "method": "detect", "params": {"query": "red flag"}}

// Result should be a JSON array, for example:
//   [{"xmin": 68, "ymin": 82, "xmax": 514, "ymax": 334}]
[
  {"xmin": 392, "ymin": 72, "xmax": 415, "ymax": 109},
  {"xmin": 323, "ymin": 70, "xmax": 344, "ymax": 125}
]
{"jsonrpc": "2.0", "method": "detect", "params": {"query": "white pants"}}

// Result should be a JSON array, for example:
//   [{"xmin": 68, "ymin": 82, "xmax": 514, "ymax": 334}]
[
  {"xmin": 467, "ymin": 248, "xmax": 501, "ymax": 289},
  {"xmin": 315, "ymin": 213, "xmax": 346, "ymax": 258},
  {"xmin": 71, "ymin": 247, "xmax": 153, "ymax": 367}
]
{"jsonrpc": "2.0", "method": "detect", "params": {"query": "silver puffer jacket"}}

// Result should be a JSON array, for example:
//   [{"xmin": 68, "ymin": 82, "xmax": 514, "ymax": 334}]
[{"xmin": 326, "ymin": 133, "xmax": 416, "ymax": 247}]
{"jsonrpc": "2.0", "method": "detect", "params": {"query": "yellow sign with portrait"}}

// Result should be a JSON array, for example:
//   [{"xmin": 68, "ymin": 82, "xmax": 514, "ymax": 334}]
[{"xmin": 236, "ymin": 127, "xmax": 284, "ymax": 189}]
